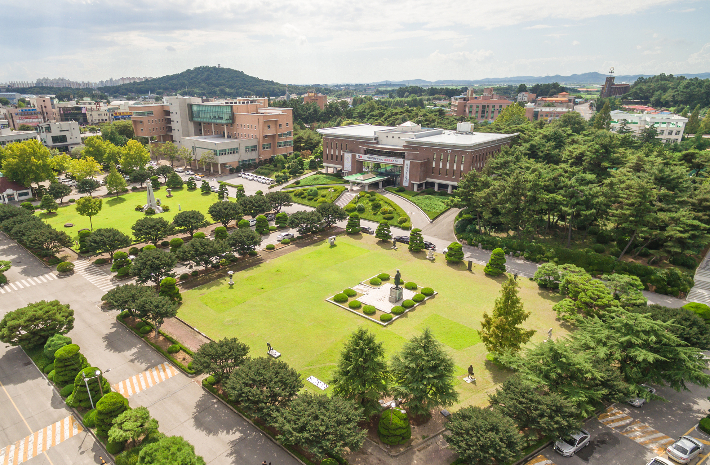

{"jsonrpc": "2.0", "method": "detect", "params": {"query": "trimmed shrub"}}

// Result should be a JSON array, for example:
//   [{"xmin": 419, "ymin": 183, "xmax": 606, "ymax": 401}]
[
  {"xmin": 343, "ymin": 288, "xmax": 357, "ymax": 297},
  {"xmin": 378, "ymin": 273, "xmax": 390, "ymax": 280},
  {"xmin": 139, "ymin": 326, "xmax": 152, "ymax": 334},
  {"xmin": 83, "ymin": 409, "xmax": 97, "ymax": 428},
  {"xmin": 60, "ymin": 384, "xmax": 74, "ymax": 397},
  {"xmin": 380, "ymin": 314, "xmax": 393, "ymax": 322},
  {"xmin": 57, "ymin": 262, "xmax": 75, "ymax": 273},
  {"xmin": 128, "ymin": 246, "xmax": 140, "ymax": 255},
  {"xmin": 700, "ymin": 417, "xmax": 710, "ymax": 435},
  {"xmin": 356, "ymin": 203, "xmax": 366, "ymax": 213},
  {"xmin": 95, "ymin": 392, "xmax": 129, "ymax": 437},
  {"xmin": 382, "ymin": 214, "xmax": 394, "ymax": 220},
  {"xmin": 191, "ymin": 270, "xmax": 199, "ymax": 276},
  {"xmin": 378, "ymin": 409, "xmax": 412, "ymax": 445},
  {"xmin": 421, "ymin": 287, "xmax": 434, "ymax": 296},
  {"xmin": 69, "ymin": 367, "xmax": 110, "ymax": 409},
  {"xmin": 214, "ymin": 226, "xmax": 228, "ymax": 240},
  {"xmin": 179, "ymin": 273, "xmax": 190, "ymax": 281},
  {"xmin": 266, "ymin": 244, "xmax": 275, "ymax": 250},
  {"xmin": 269, "ymin": 225, "xmax": 277, "ymax": 231},
  {"xmin": 54, "ymin": 344, "xmax": 88, "ymax": 387},
  {"xmin": 159, "ymin": 276, "xmax": 181, "ymax": 303},
  {"xmin": 685, "ymin": 302, "xmax": 710, "ymax": 323},
  {"xmin": 363, "ymin": 305, "xmax": 376, "ymax": 315},
  {"xmin": 333, "ymin": 293, "xmax": 348, "ymax": 303},
  {"xmin": 391, "ymin": 306, "xmax": 405, "ymax": 315},
  {"xmin": 43, "ymin": 363, "xmax": 55, "ymax": 374},
  {"xmin": 248, "ymin": 250, "xmax": 258, "ymax": 256},
  {"xmin": 402, "ymin": 300, "xmax": 415, "ymax": 309},
  {"xmin": 344, "ymin": 204, "xmax": 356, "ymax": 213},
  {"xmin": 47, "ymin": 370, "xmax": 55, "ymax": 381},
  {"xmin": 484, "ymin": 248, "xmax": 507, "ymax": 276},
  {"xmin": 413, "ymin": 293, "xmax": 425, "ymax": 303},
  {"xmin": 369, "ymin": 277, "xmax": 382, "ymax": 286},
  {"xmin": 169, "ymin": 238, "xmax": 184, "ymax": 252},
  {"xmin": 167, "ymin": 344, "xmax": 181, "ymax": 354},
  {"xmin": 204, "ymin": 375, "xmax": 216, "ymax": 386},
  {"xmin": 107, "ymin": 440, "xmax": 125, "ymax": 455},
  {"xmin": 445, "ymin": 242, "xmax": 464, "ymax": 263},
  {"xmin": 143, "ymin": 244, "xmax": 156, "ymax": 251},
  {"xmin": 348, "ymin": 300, "xmax": 362, "ymax": 309},
  {"xmin": 44, "ymin": 334, "xmax": 72, "ymax": 360},
  {"xmin": 398, "ymin": 217, "xmax": 408, "ymax": 225},
  {"xmin": 592, "ymin": 244, "xmax": 606, "ymax": 254},
  {"xmin": 404, "ymin": 282, "xmax": 417, "ymax": 290},
  {"xmin": 193, "ymin": 232, "xmax": 206, "ymax": 239},
  {"xmin": 117, "ymin": 266, "xmax": 131, "ymax": 278},
  {"xmin": 281, "ymin": 238, "xmax": 291, "ymax": 245},
  {"xmin": 94, "ymin": 258, "xmax": 108, "ymax": 265},
  {"xmin": 321, "ymin": 459, "xmax": 339, "ymax": 465}
]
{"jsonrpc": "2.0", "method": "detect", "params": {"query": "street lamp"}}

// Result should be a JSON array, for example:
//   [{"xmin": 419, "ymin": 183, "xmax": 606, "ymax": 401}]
[
  {"xmin": 81, "ymin": 369, "xmax": 104, "ymax": 409},
  {"xmin": 228, "ymin": 271, "xmax": 234, "ymax": 286}
]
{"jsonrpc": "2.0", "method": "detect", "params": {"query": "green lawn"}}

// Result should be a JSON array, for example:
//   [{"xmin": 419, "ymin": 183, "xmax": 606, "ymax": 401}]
[
  {"xmin": 347, "ymin": 192, "xmax": 411, "ymax": 228},
  {"xmin": 39, "ymin": 187, "xmax": 221, "ymax": 241},
  {"xmin": 284, "ymin": 186, "xmax": 346, "ymax": 208},
  {"xmin": 289, "ymin": 173, "xmax": 347, "ymax": 187},
  {"xmin": 385, "ymin": 187, "xmax": 451, "ymax": 220},
  {"xmin": 178, "ymin": 235, "xmax": 565, "ymax": 409}
]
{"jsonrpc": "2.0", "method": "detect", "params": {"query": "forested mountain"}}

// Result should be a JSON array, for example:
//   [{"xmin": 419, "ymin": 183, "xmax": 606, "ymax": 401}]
[
  {"xmin": 97, "ymin": 66, "xmax": 326, "ymax": 98},
  {"xmin": 626, "ymin": 74, "xmax": 710, "ymax": 109}
]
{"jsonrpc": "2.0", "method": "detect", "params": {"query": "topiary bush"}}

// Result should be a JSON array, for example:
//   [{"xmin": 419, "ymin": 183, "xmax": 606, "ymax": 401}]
[
  {"xmin": 94, "ymin": 258, "xmax": 108, "ymax": 265},
  {"xmin": 378, "ymin": 273, "xmax": 390, "ymax": 280},
  {"xmin": 412, "ymin": 293, "xmax": 425, "ymax": 303},
  {"xmin": 95, "ymin": 392, "xmax": 129, "ymax": 437},
  {"xmin": 60, "ymin": 384, "xmax": 74, "ymax": 397},
  {"xmin": 167, "ymin": 344, "xmax": 181, "ymax": 354},
  {"xmin": 404, "ymin": 282, "xmax": 417, "ymax": 290},
  {"xmin": 57, "ymin": 262, "xmax": 75, "ymax": 273},
  {"xmin": 129, "ymin": 247, "xmax": 140, "ymax": 255},
  {"xmin": 378, "ymin": 408, "xmax": 412, "ymax": 445},
  {"xmin": 139, "ymin": 326, "xmax": 152, "ymax": 335},
  {"xmin": 421, "ymin": 287, "xmax": 434, "ymax": 296},
  {"xmin": 179, "ymin": 273, "xmax": 190, "ymax": 281},
  {"xmin": 54, "ymin": 344, "xmax": 88, "ymax": 387},
  {"xmin": 191, "ymin": 270, "xmax": 199, "ymax": 276},
  {"xmin": 83, "ymin": 409, "xmax": 97, "ymax": 428},
  {"xmin": 43, "ymin": 362, "xmax": 55, "ymax": 374},
  {"xmin": 193, "ymin": 232, "xmax": 206, "ymax": 239},
  {"xmin": 321, "ymin": 459, "xmax": 339, "ymax": 465},
  {"xmin": 47, "ymin": 370, "xmax": 55, "ymax": 381},
  {"xmin": 106, "ymin": 439, "xmax": 125, "ymax": 455},
  {"xmin": 213, "ymin": 226, "xmax": 228, "ymax": 240},
  {"xmin": 69, "ymin": 367, "xmax": 110, "ymax": 409},
  {"xmin": 484, "ymin": 248, "xmax": 507, "ymax": 276},
  {"xmin": 699, "ymin": 416, "xmax": 710, "ymax": 435},
  {"xmin": 369, "ymin": 277, "xmax": 382, "ymax": 286},
  {"xmin": 44, "ymin": 334, "xmax": 72, "ymax": 360},
  {"xmin": 343, "ymin": 288, "xmax": 357, "ymax": 297},
  {"xmin": 684, "ymin": 302, "xmax": 710, "ymax": 323},
  {"xmin": 333, "ymin": 293, "xmax": 348, "ymax": 303},
  {"xmin": 348, "ymin": 300, "xmax": 362, "ymax": 309},
  {"xmin": 281, "ymin": 238, "xmax": 291, "ymax": 245},
  {"xmin": 391, "ymin": 306, "xmax": 405, "ymax": 315},
  {"xmin": 266, "ymin": 244, "xmax": 275, "ymax": 250},
  {"xmin": 380, "ymin": 314, "xmax": 393, "ymax": 322},
  {"xmin": 363, "ymin": 305, "xmax": 376, "ymax": 315},
  {"xmin": 592, "ymin": 243, "xmax": 606, "ymax": 254},
  {"xmin": 169, "ymin": 238, "xmax": 184, "ymax": 252},
  {"xmin": 402, "ymin": 300, "xmax": 415, "ymax": 309}
]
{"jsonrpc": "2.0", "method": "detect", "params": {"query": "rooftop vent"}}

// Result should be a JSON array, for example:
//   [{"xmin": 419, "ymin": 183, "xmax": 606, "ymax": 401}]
[{"xmin": 457, "ymin": 122, "xmax": 474, "ymax": 133}]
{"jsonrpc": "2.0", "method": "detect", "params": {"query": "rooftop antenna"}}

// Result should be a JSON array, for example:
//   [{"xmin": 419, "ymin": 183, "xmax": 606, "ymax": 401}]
[{"xmin": 609, "ymin": 67, "xmax": 615, "ymax": 76}]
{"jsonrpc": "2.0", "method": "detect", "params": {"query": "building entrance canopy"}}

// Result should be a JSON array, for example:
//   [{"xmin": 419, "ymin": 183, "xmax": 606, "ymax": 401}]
[{"xmin": 343, "ymin": 172, "xmax": 391, "ymax": 185}]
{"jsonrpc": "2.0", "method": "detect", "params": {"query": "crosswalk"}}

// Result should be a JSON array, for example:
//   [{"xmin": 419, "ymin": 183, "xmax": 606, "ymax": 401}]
[
  {"xmin": 0, "ymin": 273, "xmax": 57, "ymax": 295},
  {"xmin": 598, "ymin": 406, "xmax": 674, "ymax": 455},
  {"xmin": 112, "ymin": 362, "xmax": 179, "ymax": 398},
  {"xmin": 0, "ymin": 415, "xmax": 82, "ymax": 465},
  {"xmin": 73, "ymin": 260, "xmax": 118, "ymax": 292},
  {"xmin": 526, "ymin": 454, "xmax": 557, "ymax": 465}
]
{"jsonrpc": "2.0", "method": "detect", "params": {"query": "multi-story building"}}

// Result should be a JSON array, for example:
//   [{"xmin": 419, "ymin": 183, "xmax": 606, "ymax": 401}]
[
  {"xmin": 129, "ymin": 96, "xmax": 294, "ymax": 173},
  {"xmin": 303, "ymin": 92, "xmax": 327, "ymax": 110},
  {"xmin": 31, "ymin": 96, "xmax": 58, "ymax": 122},
  {"xmin": 600, "ymin": 76, "xmax": 631, "ymax": 99},
  {"xmin": 534, "ymin": 92, "xmax": 575, "ymax": 109},
  {"xmin": 0, "ymin": 127, "xmax": 39, "ymax": 147},
  {"xmin": 318, "ymin": 121, "xmax": 516, "ymax": 193},
  {"xmin": 525, "ymin": 104, "xmax": 573, "ymax": 122},
  {"xmin": 516, "ymin": 92, "xmax": 537, "ymax": 103},
  {"xmin": 56, "ymin": 103, "xmax": 88, "ymax": 125},
  {"xmin": 0, "ymin": 93, "xmax": 22, "ymax": 105},
  {"xmin": 609, "ymin": 110, "xmax": 687, "ymax": 143},
  {"xmin": 7, "ymin": 107, "xmax": 45, "ymax": 129},
  {"xmin": 36, "ymin": 121, "xmax": 83, "ymax": 152},
  {"xmin": 453, "ymin": 88, "xmax": 513, "ymax": 122}
]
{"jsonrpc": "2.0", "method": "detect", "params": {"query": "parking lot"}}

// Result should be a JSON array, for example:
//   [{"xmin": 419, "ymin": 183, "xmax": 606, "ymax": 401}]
[{"xmin": 532, "ymin": 380, "xmax": 710, "ymax": 465}]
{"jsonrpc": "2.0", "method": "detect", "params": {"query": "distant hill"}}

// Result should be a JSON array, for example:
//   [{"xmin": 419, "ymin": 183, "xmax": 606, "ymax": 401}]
[
  {"xmin": 365, "ymin": 72, "xmax": 710, "ymax": 87},
  {"xmin": 97, "ymin": 66, "xmax": 323, "ymax": 97}
]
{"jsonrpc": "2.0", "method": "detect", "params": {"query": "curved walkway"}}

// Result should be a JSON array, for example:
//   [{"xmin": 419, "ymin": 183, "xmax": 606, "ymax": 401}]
[
  {"xmin": 421, "ymin": 207, "xmax": 460, "ymax": 243},
  {"xmin": 381, "ymin": 191, "xmax": 430, "ymax": 229}
]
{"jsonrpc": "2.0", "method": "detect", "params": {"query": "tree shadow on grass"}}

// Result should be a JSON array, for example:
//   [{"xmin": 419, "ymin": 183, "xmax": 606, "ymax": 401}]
[
  {"xmin": 484, "ymin": 357, "xmax": 514, "ymax": 386},
  {"xmin": 536, "ymin": 288, "xmax": 563, "ymax": 303},
  {"xmin": 105, "ymin": 196, "xmax": 127, "ymax": 206}
]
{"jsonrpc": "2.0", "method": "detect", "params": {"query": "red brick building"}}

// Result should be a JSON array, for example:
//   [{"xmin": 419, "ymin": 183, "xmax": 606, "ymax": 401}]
[
  {"xmin": 303, "ymin": 92, "xmax": 327, "ymax": 110},
  {"xmin": 453, "ymin": 88, "xmax": 514, "ymax": 122}
]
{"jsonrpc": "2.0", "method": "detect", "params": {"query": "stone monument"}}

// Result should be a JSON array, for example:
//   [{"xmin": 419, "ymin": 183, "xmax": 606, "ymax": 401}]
[
  {"xmin": 143, "ymin": 183, "xmax": 163, "ymax": 213},
  {"xmin": 389, "ymin": 269, "xmax": 403, "ymax": 303}
]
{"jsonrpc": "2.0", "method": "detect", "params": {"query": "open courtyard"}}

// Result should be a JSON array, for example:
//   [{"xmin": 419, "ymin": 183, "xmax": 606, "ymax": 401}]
[
  {"xmin": 178, "ymin": 234, "xmax": 566, "ymax": 408},
  {"xmin": 39, "ymin": 187, "xmax": 220, "ymax": 240}
]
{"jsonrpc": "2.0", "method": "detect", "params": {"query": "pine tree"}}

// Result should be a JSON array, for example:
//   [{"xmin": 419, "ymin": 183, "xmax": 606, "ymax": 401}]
[
  {"xmin": 445, "ymin": 242, "xmax": 464, "ymax": 262},
  {"xmin": 408, "ymin": 228, "xmax": 425, "ymax": 252},
  {"xmin": 480, "ymin": 274, "xmax": 534, "ymax": 355},
  {"xmin": 105, "ymin": 165, "xmax": 127, "ymax": 197},
  {"xmin": 346, "ymin": 213, "xmax": 360, "ymax": 234},
  {"xmin": 593, "ymin": 101, "xmax": 611, "ymax": 130},
  {"xmin": 686, "ymin": 104, "xmax": 701, "ymax": 134},
  {"xmin": 483, "ymin": 248, "xmax": 506, "ymax": 276},
  {"xmin": 375, "ymin": 221, "xmax": 391, "ymax": 241},
  {"xmin": 700, "ymin": 111, "xmax": 710, "ymax": 135},
  {"xmin": 40, "ymin": 194, "xmax": 58, "ymax": 213}
]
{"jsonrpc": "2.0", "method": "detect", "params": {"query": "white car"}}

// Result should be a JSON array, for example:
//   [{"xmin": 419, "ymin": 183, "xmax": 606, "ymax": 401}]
[
  {"xmin": 554, "ymin": 429, "xmax": 590, "ymax": 457},
  {"xmin": 185, "ymin": 170, "xmax": 194, "ymax": 175},
  {"xmin": 666, "ymin": 436, "xmax": 704, "ymax": 463},
  {"xmin": 276, "ymin": 232, "xmax": 294, "ymax": 241},
  {"xmin": 175, "ymin": 167, "xmax": 184, "ymax": 173},
  {"xmin": 248, "ymin": 218, "xmax": 257, "ymax": 227},
  {"xmin": 627, "ymin": 384, "xmax": 656, "ymax": 407}
]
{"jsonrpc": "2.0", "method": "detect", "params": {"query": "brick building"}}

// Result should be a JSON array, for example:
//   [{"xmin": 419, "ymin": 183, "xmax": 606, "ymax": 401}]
[
  {"xmin": 303, "ymin": 92, "xmax": 327, "ymax": 110},
  {"xmin": 600, "ymin": 76, "xmax": 631, "ymax": 98},
  {"xmin": 453, "ymin": 88, "xmax": 514, "ymax": 122},
  {"xmin": 318, "ymin": 121, "xmax": 516, "ymax": 193}
]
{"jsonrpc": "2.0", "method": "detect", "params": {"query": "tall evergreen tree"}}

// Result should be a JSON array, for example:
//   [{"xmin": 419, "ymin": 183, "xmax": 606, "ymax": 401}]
[
  {"xmin": 686, "ymin": 104, "xmax": 701, "ymax": 134},
  {"xmin": 375, "ymin": 221, "xmax": 392, "ymax": 241},
  {"xmin": 408, "ymin": 228, "xmax": 425, "ymax": 252},
  {"xmin": 480, "ymin": 275, "xmax": 534, "ymax": 355},
  {"xmin": 593, "ymin": 101, "xmax": 612, "ymax": 130}
]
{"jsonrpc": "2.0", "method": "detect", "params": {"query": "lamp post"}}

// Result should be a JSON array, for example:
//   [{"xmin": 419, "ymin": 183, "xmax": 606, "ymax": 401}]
[
  {"xmin": 228, "ymin": 271, "xmax": 234, "ymax": 286},
  {"xmin": 81, "ymin": 369, "xmax": 103, "ymax": 409}
]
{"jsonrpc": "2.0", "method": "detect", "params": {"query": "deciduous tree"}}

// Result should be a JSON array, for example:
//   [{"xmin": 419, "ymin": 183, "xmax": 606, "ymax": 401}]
[
  {"xmin": 130, "ymin": 249, "xmax": 177, "ymax": 286},
  {"xmin": 86, "ymin": 228, "xmax": 132, "ymax": 261},
  {"xmin": 47, "ymin": 182, "xmax": 72, "ymax": 204},
  {"xmin": 207, "ymin": 201, "xmax": 241, "ymax": 228},
  {"xmin": 120, "ymin": 140, "xmax": 150, "ymax": 172},
  {"xmin": 174, "ymin": 237, "xmax": 226, "ymax": 270},
  {"xmin": 2, "ymin": 139, "xmax": 55, "ymax": 189},
  {"xmin": 108, "ymin": 407, "xmax": 159, "ymax": 448},
  {"xmin": 191, "ymin": 337, "xmax": 250, "ymax": 381},
  {"xmin": 77, "ymin": 178, "xmax": 101, "ymax": 196},
  {"xmin": 288, "ymin": 210, "xmax": 323, "ymax": 235},
  {"xmin": 101, "ymin": 284, "xmax": 156, "ymax": 316},
  {"xmin": 75, "ymin": 196, "xmax": 102, "ymax": 229},
  {"xmin": 227, "ymin": 228, "xmax": 261, "ymax": 255},
  {"xmin": 134, "ymin": 293, "xmax": 177, "ymax": 331},
  {"xmin": 105, "ymin": 165, "xmax": 127, "ymax": 197},
  {"xmin": 138, "ymin": 436, "xmax": 205, "ymax": 465},
  {"xmin": 265, "ymin": 191, "xmax": 292, "ymax": 212},
  {"xmin": 132, "ymin": 217, "xmax": 175, "ymax": 245},
  {"xmin": 316, "ymin": 202, "xmax": 347, "ymax": 227},
  {"xmin": 172, "ymin": 210, "xmax": 207, "ymax": 238}
]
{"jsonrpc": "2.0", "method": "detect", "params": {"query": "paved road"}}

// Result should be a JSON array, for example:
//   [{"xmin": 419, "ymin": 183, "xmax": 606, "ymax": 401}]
[{"xmin": 0, "ymin": 233, "xmax": 301, "ymax": 465}]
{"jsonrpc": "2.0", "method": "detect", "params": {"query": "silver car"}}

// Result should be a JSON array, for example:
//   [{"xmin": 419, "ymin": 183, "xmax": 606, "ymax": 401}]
[
  {"xmin": 554, "ymin": 429, "xmax": 590, "ymax": 457},
  {"xmin": 666, "ymin": 436, "xmax": 704, "ymax": 463},
  {"xmin": 627, "ymin": 384, "xmax": 657, "ymax": 407}
]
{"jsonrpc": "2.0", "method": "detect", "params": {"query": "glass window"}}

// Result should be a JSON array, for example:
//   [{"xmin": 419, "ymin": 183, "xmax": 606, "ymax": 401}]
[
  {"xmin": 189, "ymin": 105, "xmax": 233, "ymax": 124},
  {"xmin": 262, "ymin": 143, "xmax": 271, "ymax": 150}
]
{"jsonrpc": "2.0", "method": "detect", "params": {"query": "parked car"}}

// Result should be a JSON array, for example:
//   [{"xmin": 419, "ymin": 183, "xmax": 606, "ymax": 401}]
[
  {"xmin": 276, "ymin": 232, "xmax": 294, "ymax": 241},
  {"xmin": 424, "ymin": 241, "xmax": 436, "ymax": 250},
  {"xmin": 265, "ymin": 213, "xmax": 276, "ymax": 221},
  {"xmin": 666, "ymin": 436, "xmax": 704, "ymax": 463},
  {"xmin": 185, "ymin": 170, "xmax": 194, "ymax": 175},
  {"xmin": 210, "ymin": 186, "xmax": 219, "ymax": 192},
  {"xmin": 393, "ymin": 235, "xmax": 409, "ymax": 244},
  {"xmin": 627, "ymin": 384, "xmax": 656, "ymax": 407},
  {"xmin": 647, "ymin": 458, "xmax": 674, "ymax": 465},
  {"xmin": 248, "ymin": 218, "xmax": 257, "ymax": 227},
  {"xmin": 553, "ymin": 429, "xmax": 590, "ymax": 457},
  {"xmin": 360, "ymin": 226, "xmax": 373, "ymax": 234},
  {"xmin": 175, "ymin": 167, "xmax": 184, "ymax": 173}
]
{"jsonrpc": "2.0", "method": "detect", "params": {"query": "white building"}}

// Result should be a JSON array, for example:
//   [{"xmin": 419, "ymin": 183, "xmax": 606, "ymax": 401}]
[
  {"xmin": 36, "ymin": 121, "xmax": 82, "ymax": 152},
  {"xmin": 610, "ymin": 110, "xmax": 687, "ymax": 143},
  {"xmin": 0, "ymin": 127, "xmax": 39, "ymax": 147}
]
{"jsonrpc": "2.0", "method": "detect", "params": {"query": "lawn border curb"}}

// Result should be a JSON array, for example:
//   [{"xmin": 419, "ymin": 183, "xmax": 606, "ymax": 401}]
[{"xmin": 510, "ymin": 440, "xmax": 553, "ymax": 465}]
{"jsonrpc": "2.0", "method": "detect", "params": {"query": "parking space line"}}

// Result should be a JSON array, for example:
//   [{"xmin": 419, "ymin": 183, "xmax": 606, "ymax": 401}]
[
  {"xmin": 599, "ymin": 405, "xmax": 675, "ymax": 455},
  {"xmin": 525, "ymin": 454, "xmax": 557, "ymax": 465}
]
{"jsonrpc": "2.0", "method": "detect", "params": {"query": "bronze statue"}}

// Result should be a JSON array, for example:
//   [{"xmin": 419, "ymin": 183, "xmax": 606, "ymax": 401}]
[{"xmin": 394, "ymin": 269, "xmax": 402, "ymax": 289}]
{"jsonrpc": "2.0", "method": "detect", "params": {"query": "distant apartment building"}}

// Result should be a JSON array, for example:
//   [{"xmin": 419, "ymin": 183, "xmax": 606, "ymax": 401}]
[
  {"xmin": 453, "ymin": 88, "xmax": 513, "ymax": 122},
  {"xmin": 0, "ymin": 127, "xmax": 39, "ymax": 147},
  {"xmin": 534, "ymin": 92, "xmax": 575, "ymax": 109},
  {"xmin": 31, "ymin": 96, "xmax": 58, "ymax": 122},
  {"xmin": 318, "ymin": 121, "xmax": 516, "ymax": 192},
  {"xmin": 610, "ymin": 110, "xmax": 687, "ymax": 143},
  {"xmin": 303, "ymin": 92, "xmax": 327, "ymax": 110},
  {"xmin": 600, "ymin": 76, "xmax": 631, "ymax": 99},
  {"xmin": 36, "ymin": 121, "xmax": 83, "ymax": 152},
  {"xmin": 516, "ymin": 92, "xmax": 537, "ymax": 103},
  {"xmin": 130, "ymin": 96, "xmax": 294, "ymax": 173}
]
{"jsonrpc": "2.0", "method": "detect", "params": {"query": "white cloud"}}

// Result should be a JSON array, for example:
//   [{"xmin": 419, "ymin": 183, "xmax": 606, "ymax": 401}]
[
  {"xmin": 688, "ymin": 43, "xmax": 710, "ymax": 65},
  {"xmin": 572, "ymin": 40, "xmax": 580, "ymax": 46},
  {"xmin": 524, "ymin": 24, "xmax": 552, "ymax": 29}
]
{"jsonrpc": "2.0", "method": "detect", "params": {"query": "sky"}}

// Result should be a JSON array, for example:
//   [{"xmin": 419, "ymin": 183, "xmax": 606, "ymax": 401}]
[{"xmin": 1, "ymin": 0, "xmax": 709, "ymax": 85}]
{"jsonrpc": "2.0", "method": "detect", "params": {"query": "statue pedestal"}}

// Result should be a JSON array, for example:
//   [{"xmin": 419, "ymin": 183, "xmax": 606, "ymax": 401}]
[{"xmin": 389, "ymin": 286, "xmax": 403, "ymax": 303}]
